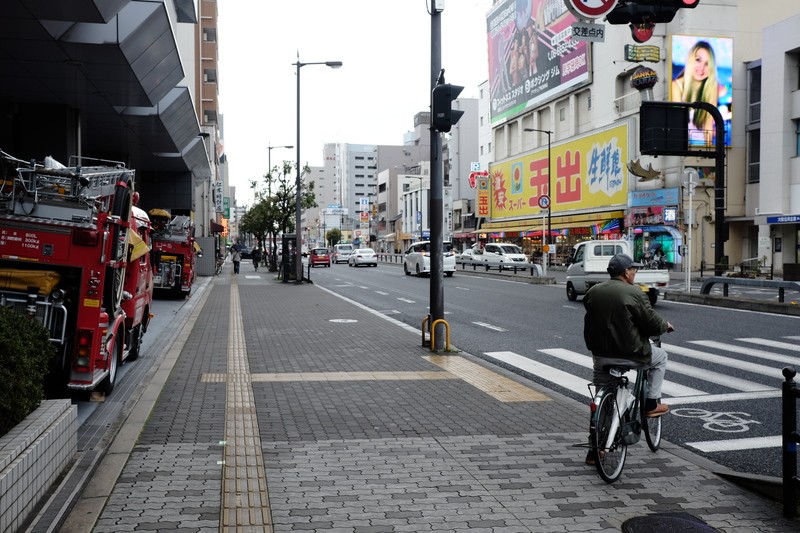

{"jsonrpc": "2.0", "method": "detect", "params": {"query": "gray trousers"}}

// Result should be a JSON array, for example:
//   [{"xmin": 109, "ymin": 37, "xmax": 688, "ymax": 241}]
[{"xmin": 592, "ymin": 345, "xmax": 668, "ymax": 400}]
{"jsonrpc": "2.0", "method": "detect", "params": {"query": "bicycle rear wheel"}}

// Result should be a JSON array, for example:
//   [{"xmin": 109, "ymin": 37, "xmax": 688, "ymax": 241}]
[{"xmin": 591, "ymin": 389, "xmax": 627, "ymax": 483}]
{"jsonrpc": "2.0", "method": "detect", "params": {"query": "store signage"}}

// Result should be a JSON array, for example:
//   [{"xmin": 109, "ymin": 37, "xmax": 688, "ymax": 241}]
[{"xmin": 624, "ymin": 45, "xmax": 660, "ymax": 63}]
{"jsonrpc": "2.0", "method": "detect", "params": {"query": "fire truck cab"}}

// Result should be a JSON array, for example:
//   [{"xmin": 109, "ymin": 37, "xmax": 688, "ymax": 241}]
[{"xmin": 0, "ymin": 152, "xmax": 153, "ymax": 396}]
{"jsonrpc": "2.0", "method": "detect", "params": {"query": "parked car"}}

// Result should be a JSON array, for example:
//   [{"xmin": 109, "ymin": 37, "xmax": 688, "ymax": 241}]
[
  {"xmin": 403, "ymin": 240, "xmax": 456, "ymax": 277},
  {"xmin": 457, "ymin": 244, "xmax": 483, "ymax": 264},
  {"xmin": 348, "ymin": 248, "xmax": 378, "ymax": 267},
  {"xmin": 237, "ymin": 245, "xmax": 253, "ymax": 259},
  {"xmin": 332, "ymin": 243, "xmax": 355, "ymax": 264},
  {"xmin": 309, "ymin": 247, "xmax": 331, "ymax": 267},
  {"xmin": 481, "ymin": 242, "xmax": 529, "ymax": 270}
]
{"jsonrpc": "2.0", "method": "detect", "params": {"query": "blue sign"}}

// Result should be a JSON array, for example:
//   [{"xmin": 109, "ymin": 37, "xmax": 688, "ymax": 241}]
[
  {"xmin": 421, "ymin": 230, "xmax": 430, "ymax": 239},
  {"xmin": 767, "ymin": 215, "xmax": 800, "ymax": 224},
  {"xmin": 628, "ymin": 188, "xmax": 680, "ymax": 207}
]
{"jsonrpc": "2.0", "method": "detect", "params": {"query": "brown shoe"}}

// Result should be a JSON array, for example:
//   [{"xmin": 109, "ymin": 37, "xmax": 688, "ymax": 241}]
[
  {"xmin": 646, "ymin": 403, "xmax": 670, "ymax": 417},
  {"xmin": 585, "ymin": 451, "xmax": 595, "ymax": 465}
]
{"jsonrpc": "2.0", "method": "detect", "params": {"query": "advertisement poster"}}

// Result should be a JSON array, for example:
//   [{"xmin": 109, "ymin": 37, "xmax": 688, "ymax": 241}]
[
  {"xmin": 487, "ymin": 123, "xmax": 629, "ymax": 220},
  {"xmin": 487, "ymin": 0, "xmax": 590, "ymax": 124},
  {"xmin": 668, "ymin": 35, "xmax": 733, "ymax": 147}
]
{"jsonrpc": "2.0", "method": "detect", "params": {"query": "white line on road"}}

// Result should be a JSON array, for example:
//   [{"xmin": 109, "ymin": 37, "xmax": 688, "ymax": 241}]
[
  {"xmin": 686, "ymin": 436, "xmax": 781, "ymax": 453},
  {"xmin": 484, "ymin": 351, "xmax": 591, "ymax": 397},
  {"xmin": 666, "ymin": 342, "xmax": 800, "ymax": 374},
  {"xmin": 665, "ymin": 390, "xmax": 781, "ymax": 405},
  {"xmin": 538, "ymin": 348, "xmax": 704, "ymax": 397},
  {"xmin": 473, "ymin": 322, "xmax": 508, "ymax": 332},
  {"xmin": 397, "ymin": 297, "xmax": 415, "ymax": 303},
  {"xmin": 375, "ymin": 291, "xmax": 389, "ymax": 295},
  {"xmin": 688, "ymin": 340, "xmax": 800, "ymax": 367},
  {"xmin": 737, "ymin": 338, "xmax": 800, "ymax": 352}
]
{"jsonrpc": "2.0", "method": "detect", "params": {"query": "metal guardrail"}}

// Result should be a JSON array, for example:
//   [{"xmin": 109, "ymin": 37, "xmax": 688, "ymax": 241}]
[
  {"xmin": 700, "ymin": 277, "xmax": 800, "ymax": 303},
  {"xmin": 782, "ymin": 367, "xmax": 800, "ymax": 518}
]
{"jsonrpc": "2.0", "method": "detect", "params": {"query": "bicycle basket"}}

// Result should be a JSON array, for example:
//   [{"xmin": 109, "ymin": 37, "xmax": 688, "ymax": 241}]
[{"xmin": 621, "ymin": 420, "xmax": 641, "ymax": 445}]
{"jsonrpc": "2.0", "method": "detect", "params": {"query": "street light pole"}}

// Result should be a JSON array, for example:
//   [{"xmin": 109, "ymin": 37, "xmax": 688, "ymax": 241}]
[
  {"xmin": 267, "ymin": 144, "xmax": 292, "ymax": 270},
  {"xmin": 267, "ymin": 144, "xmax": 293, "ymax": 198},
  {"xmin": 294, "ymin": 56, "xmax": 342, "ymax": 284},
  {"xmin": 524, "ymin": 128, "xmax": 552, "ymax": 273}
]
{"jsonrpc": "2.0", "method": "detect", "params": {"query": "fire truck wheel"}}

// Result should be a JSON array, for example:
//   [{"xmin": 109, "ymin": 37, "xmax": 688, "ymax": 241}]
[
  {"xmin": 98, "ymin": 335, "xmax": 122, "ymax": 395},
  {"xmin": 127, "ymin": 325, "xmax": 143, "ymax": 361}
]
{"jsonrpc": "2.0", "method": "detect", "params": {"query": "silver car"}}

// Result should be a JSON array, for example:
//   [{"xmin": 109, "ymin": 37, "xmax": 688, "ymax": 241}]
[{"xmin": 348, "ymin": 248, "xmax": 378, "ymax": 267}]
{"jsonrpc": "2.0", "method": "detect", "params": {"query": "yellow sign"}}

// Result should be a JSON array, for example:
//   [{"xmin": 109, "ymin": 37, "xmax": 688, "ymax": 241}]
[
  {"xmin": 487, "ymin": 124, "xmax": 628, "ymax": 220},
  {"xmin": 83, "ymin": 298, "xmax": 100, "ymax": 308}
]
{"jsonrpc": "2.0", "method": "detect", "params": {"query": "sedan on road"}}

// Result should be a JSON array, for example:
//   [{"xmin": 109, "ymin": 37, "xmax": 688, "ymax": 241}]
[
  {"xmin": 348, "ymin": 248, "xmax": 378, "ymax": 267},
  {"xmin": 457, "ymin": 245, "xmax": 483, "ymax": 264}
]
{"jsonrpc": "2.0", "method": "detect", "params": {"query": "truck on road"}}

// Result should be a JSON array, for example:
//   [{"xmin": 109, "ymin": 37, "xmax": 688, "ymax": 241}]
[
  {"xmin": 565, "ymin": 239, "xmax": 669, "ymax": 305},
  {"xmin": 148, "ymin": 209, "xmax": 201, "ymax": 297},
  {"xmin": 0, "ymin": 152, "xmax": 153, "ymax": 395}
]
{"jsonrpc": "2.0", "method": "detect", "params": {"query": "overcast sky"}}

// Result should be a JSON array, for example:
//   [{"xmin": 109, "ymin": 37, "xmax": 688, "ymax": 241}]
[{"xmin": 217, "ymin": 0, "xmax": 493, "ymax": 206}]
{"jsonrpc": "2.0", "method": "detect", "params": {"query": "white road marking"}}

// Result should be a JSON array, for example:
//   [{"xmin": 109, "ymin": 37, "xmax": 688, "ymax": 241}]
[
  {"xmin": 484, "ymin": 351, "xmax": 592, "ymax": 397},
  {"xmin": 667, "ymin": 342, "xmax": 800, "ymax": 373},
  {"xmin": 689, "ymin": 340, "xmax": 800, "ymax": 366},
  {"xmin": 473, "ymin": 322, "xmax": 508, "ymax": 332},
  {"xmin": 666, "ymin": 390, "xmax": 782, "ymax": 405},
  {"xmin": 538, "ymin": 348, "xmax": 704, "ymax": 397},
  {"xmin": 375, "ymin": 291, "xmax": 389, "ymax": 295},
  {"xmin": 686, "ymin": 436, "xmax": 781, "ymax": 453},
  {"xmin": 454, "ymin": 286, "xmax": 470, "ymax": 290},
  {"xmin": 737, "ymin": 338, "xmax": 800, "ymax": 352},
  {"xmin": 397, "ymin": 297, "xmax": 415, "ymax": 303}
]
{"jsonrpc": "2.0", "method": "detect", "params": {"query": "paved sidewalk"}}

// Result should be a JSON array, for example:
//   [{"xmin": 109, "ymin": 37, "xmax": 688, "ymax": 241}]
[{"xmin": 61, "ymin": 260, "xmax": 798, "ymax": 532}]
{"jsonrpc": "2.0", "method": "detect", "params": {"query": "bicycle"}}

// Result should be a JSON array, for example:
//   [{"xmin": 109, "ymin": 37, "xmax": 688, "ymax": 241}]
[{"xmin": 585, "ymin": 338, "xmax": 664, "ymax": 483}]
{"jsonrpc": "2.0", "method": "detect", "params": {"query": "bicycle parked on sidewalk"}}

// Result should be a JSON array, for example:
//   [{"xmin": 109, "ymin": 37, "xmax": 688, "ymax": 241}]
[{"xmin": 584, "ymin": 337, "xmax": 664, "ymax": 483}]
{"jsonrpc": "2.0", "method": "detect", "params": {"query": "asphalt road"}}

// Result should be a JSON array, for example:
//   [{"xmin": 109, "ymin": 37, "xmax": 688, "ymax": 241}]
[{"xmin": 311, "ymin": 261, "xmax": 800, "ymax": 480}]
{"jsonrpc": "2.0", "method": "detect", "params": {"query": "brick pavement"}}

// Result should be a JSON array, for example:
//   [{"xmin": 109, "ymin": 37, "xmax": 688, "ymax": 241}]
[{"xmin": 78, "ymin": 260, "xmax": 798, "ymax": 532}]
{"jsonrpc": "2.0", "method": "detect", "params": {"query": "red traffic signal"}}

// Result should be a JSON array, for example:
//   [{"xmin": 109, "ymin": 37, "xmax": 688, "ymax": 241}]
[{"xmin": 432, "ymin": 83, "xmax": 464, "ymax": 133}]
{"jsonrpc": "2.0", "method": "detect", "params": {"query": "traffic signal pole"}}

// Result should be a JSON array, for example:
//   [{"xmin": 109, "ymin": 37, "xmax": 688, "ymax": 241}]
[{"xmin": 430, "ymin": 5, "xmax": 445, "ymax": 351}]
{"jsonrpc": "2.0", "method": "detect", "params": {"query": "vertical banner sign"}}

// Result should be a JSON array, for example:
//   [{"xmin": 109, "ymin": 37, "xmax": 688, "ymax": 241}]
[
  {"xmin": 223, "ymin": 197, "xmax": 230, "ymax": 219},
  {"xmin": 214, "ymin": 181, "xmax": 223, "ymax": 213},
  {"xmin": 476, "ymin": 177, "xmax": 491, "ymax": 217}
]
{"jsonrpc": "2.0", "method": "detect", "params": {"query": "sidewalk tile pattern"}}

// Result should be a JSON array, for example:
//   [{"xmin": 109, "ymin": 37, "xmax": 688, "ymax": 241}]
[{"xmin": 89, "ymin": 267, "xmax": 799, "ymax": 532}]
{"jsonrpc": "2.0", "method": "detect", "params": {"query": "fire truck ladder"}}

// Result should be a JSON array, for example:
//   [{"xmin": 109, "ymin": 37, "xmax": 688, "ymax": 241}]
[{"xmin": 1, "ymin": 153, "xmax": 134, "ymax": 224}]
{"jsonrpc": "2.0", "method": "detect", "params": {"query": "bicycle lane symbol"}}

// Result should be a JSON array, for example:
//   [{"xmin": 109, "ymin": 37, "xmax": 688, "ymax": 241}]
[{"xmin": 671, "ymin": 408, "xmax": 762, "ymax": 433}]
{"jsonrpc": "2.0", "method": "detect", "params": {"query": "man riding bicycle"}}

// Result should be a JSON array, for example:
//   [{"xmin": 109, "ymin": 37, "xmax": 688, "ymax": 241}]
[{"xmin": 583, "ymin": 253, "xmax": 674, "ymax": 464}]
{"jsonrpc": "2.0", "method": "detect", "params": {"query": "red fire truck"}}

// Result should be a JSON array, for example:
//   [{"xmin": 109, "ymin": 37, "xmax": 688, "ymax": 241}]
[
  {"xmin": 148, "ymin": 209, "xmax": 202, "ymax": 297},
  {"xmin": 0, "ymin": 151, "xmax": 153, "ymax": 395}
]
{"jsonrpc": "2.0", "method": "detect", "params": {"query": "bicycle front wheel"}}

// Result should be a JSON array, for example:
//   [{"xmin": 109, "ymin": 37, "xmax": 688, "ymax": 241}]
[
  {"xmin": 591, "ymin": 389, "xmax": 627, "ymax": 483},
  {"xmin": 642, "ymin": 404, "xmax": 663, "ymax": 451}
]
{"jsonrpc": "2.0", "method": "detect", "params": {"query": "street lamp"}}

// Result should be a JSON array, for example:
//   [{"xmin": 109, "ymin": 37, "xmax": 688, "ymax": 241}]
[
  {"xmin": 294, "ymin": 56, "xmax": 342, "ymax": 283},
  {"xmin": 266, "ymin": 144, "xmax": 292, "ymax": 270},
  {"xmin": 524, "ymin": 128, "xmax": 552, "ymax": 274},
  {"xmin": 267, "ymin": 144, "xmax": 293, "ymax": 197}
]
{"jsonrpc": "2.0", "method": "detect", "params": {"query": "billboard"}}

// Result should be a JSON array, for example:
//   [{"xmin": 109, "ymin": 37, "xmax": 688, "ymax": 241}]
[
  {"xmin": 487, "ymin": 123, "xmax": 629, "ymax": 220},
  {"xmin": 487, "ymin": 0, "xmax": 590, "ymax": 124},
  {"xmin": 668, "ymin": 35, "xmax": 733, "ymax": 147}
]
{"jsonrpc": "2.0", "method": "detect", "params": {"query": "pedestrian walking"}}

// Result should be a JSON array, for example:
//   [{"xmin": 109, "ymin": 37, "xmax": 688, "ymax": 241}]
[
  {"xmin": 232, "ymin": 248, "xmax": 241, "ymax": 274},
  {"xmin": 252, "ymin": 247, "xmax": 262, "ymax": 271}
]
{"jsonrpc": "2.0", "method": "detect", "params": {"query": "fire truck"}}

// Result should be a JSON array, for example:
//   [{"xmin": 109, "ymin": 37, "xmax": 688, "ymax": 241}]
[
  {"xmin": 148, "ymin": 209, "xmax": 201, "ymax": 298},
  {"xmin": 0, "ymin": 151, "xmax": 153, "ymax": 395}
]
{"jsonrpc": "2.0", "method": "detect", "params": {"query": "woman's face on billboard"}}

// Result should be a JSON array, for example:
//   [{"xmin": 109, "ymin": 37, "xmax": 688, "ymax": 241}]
[{"xmin": 690, "ymin": 47, "xmax": 711, "ymax": 81}]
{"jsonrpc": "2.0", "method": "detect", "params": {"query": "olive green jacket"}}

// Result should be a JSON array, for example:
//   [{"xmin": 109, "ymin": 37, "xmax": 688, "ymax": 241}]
[{"xmin": 583, "ymin": 278, "xmax": 668, "ymax": 364}]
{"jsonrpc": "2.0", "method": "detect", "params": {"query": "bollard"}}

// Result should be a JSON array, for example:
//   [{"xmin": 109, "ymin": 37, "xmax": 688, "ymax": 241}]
[{"xmin": 782, "ymin": 367, "xmax": 800, "ymax": 518}]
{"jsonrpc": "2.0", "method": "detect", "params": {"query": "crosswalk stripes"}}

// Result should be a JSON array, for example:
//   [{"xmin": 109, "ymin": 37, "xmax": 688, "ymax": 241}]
[{"xmin": 484, "ymin": 336, "xmax": 800, "ymax": 453}]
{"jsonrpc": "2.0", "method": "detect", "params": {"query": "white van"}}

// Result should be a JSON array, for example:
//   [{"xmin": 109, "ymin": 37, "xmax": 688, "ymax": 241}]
[
  {"xmin": 480, "ymin": 242, "xmax": 529, "ymax": 270},
  {"xmin": 332, "ymin": 243, "xmax": 355, "ymax": 264}
]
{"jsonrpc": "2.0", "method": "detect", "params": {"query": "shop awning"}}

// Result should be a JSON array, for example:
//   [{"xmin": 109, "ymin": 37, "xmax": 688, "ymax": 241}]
[
  {"xmin": 479, "ymin": 211, "xmax": 625, "ymax": 232},
  {"xmin": 379, "ymin": 233, "xmax": 396, "ymax": 240}
]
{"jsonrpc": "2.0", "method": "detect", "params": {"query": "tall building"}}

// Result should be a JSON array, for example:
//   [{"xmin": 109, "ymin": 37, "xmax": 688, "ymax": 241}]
[
  {"xmin": 479, "ymin": 0, "xmax": 800, "ymax": 274},
  {"xmin": 0, "ymin": 1, "xmax": 217, "ymax": 237}
]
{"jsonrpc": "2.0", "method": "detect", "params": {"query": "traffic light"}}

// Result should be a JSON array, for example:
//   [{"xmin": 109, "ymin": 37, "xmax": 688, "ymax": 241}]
[
  {"xmin": 432, "ymin": 83, "xmax": 464, "ymax": 133},
  {"xmin": 607, "ymin": 0, "xmax": 699, "ymax": 25}
]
